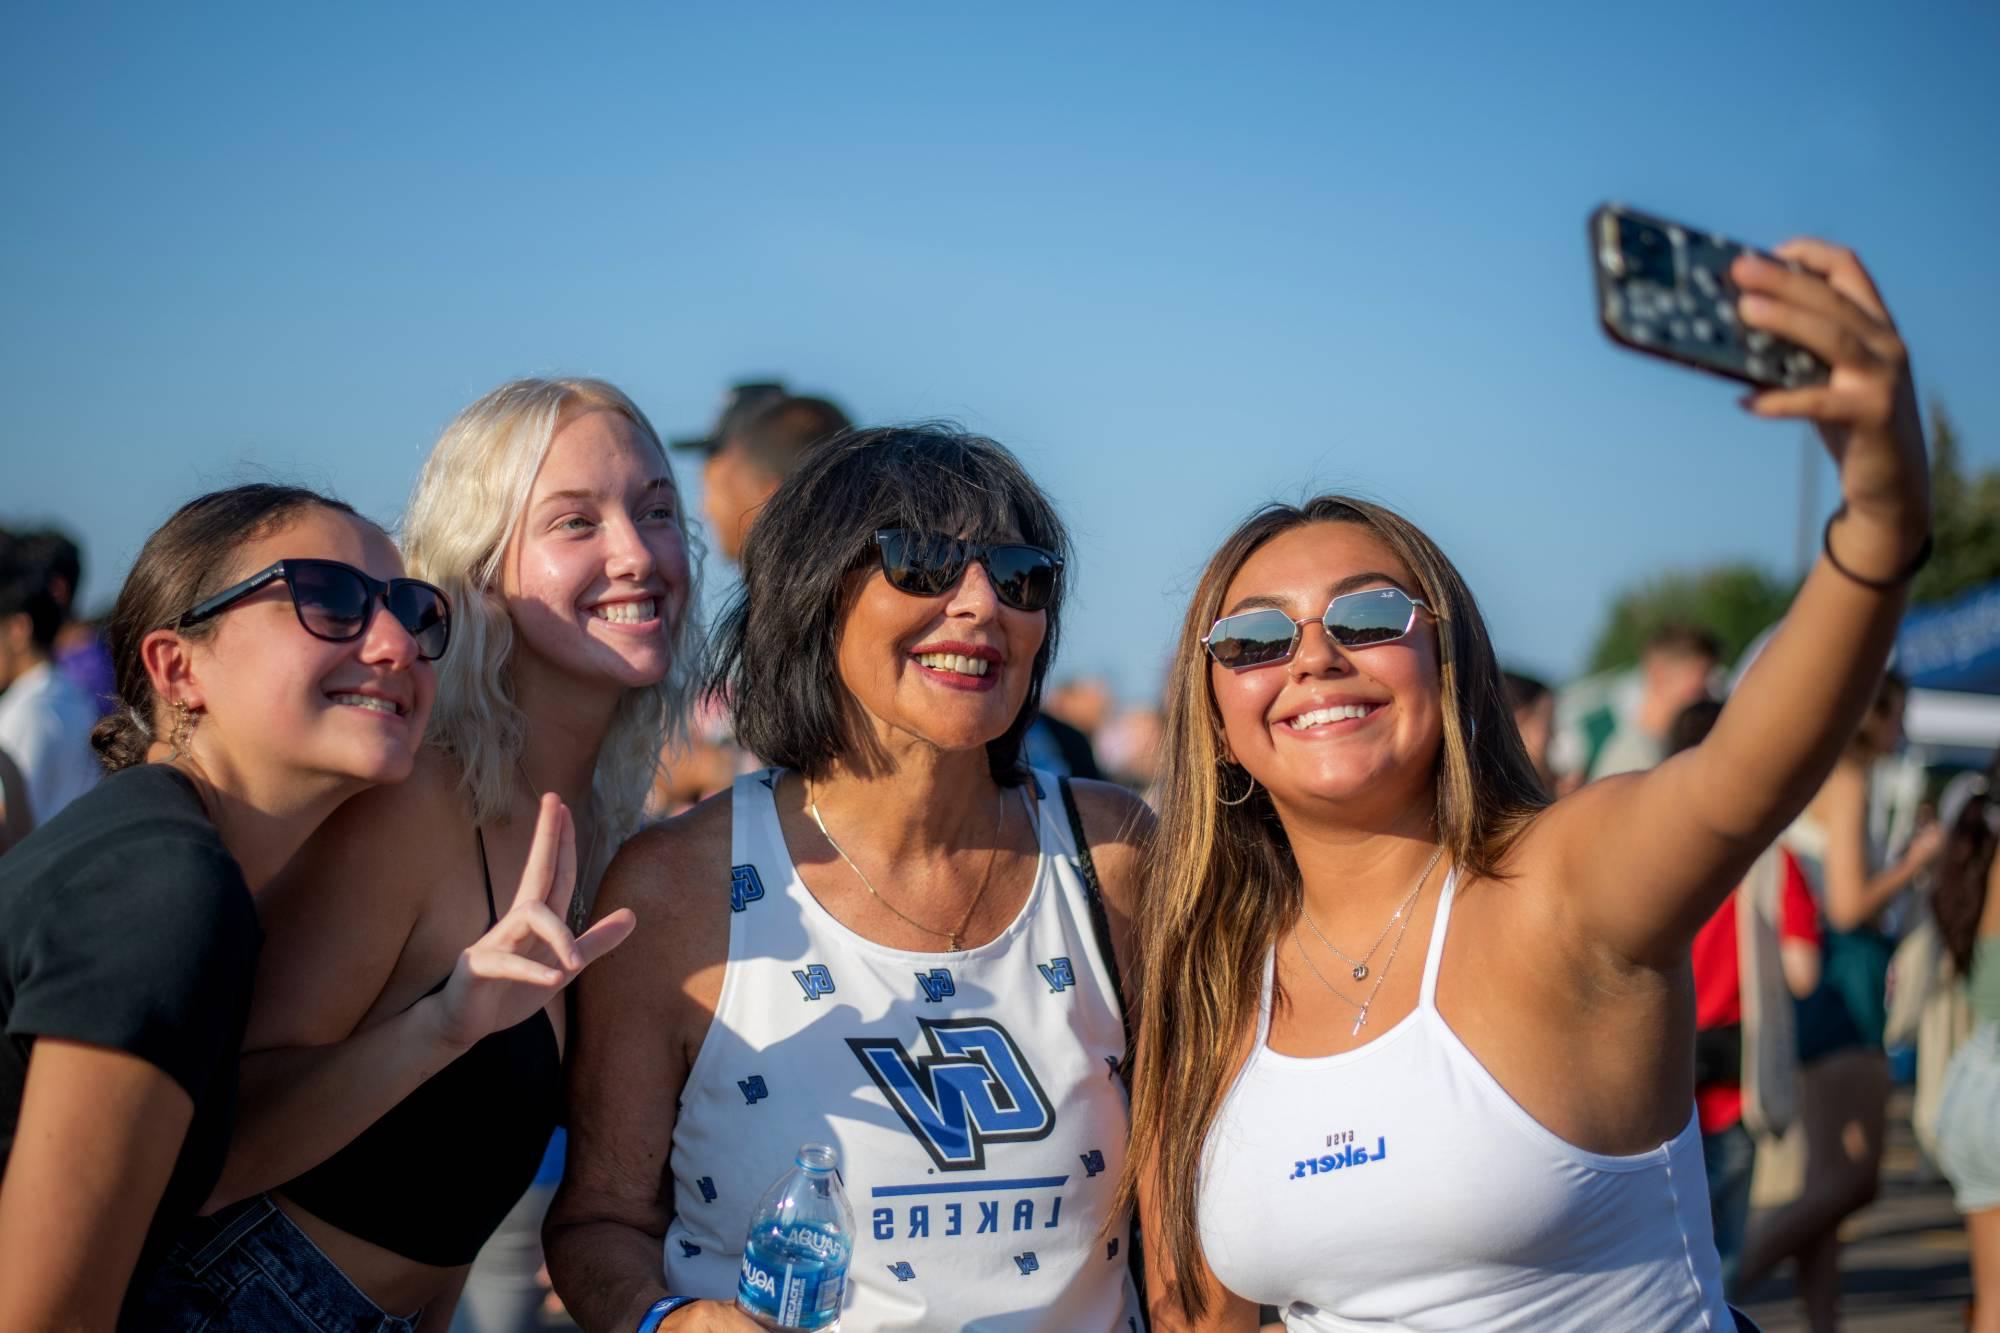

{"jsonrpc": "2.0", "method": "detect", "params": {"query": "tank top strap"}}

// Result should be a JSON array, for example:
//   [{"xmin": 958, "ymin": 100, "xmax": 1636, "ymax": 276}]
[
  {"xmin": 727, "ymin": 769, "xmax": 789, "ymax": 919},
  {"xmin": 474, "ymin": 826, "xmax": 499, "ymax": 927},
  {"xmin": 1416, "ymin": 866, "xmax": 1459, "ymax": 1011}
]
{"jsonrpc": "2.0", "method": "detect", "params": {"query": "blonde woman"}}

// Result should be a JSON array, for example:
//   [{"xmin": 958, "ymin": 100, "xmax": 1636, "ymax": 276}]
[
  {"xmin": 1124, "ymin": 241, "xmax": 1929, "ymax": 1330},
  {"xmin": 133, "ymin": 379, "xmax": 702, "ymax": 1330}
]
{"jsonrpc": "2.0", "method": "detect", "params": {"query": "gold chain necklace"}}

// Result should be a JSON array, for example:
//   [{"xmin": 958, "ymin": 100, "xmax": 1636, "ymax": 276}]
[
  {"xmin": 1292, "ymin": 844, "xmax": 1443, "ymax": 1036},
  {"xmin": 809, "ymin": 783, "xmax": 1008, "ymax": 952}
]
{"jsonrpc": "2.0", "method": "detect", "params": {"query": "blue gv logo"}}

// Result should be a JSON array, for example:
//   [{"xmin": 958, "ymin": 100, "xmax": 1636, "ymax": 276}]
[
  {"xmin": 916, "ymin": 968, "xmax": 955, "ymax": 1003},
  {"xmin": 730, "ymin": 864, "xmax": 765, "ymax": 912},
  {"xmin": 794, "ymin": 964, "xmax": 836, "ymax": 1000},
  {"xmin": 848, "ymin": 1018, "xmax": 1056, "ymax": 1171},
  {"xmin": 1038, "ymin": 956, "xmax": 1076, "ymax": 992}
]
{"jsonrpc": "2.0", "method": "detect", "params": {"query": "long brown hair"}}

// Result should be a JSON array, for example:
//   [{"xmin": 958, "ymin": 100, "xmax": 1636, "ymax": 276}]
[
  {"xmin": 1117, "ymin": 496, "xmax": 1550, "ymax": 1321},
  {"xmin": 1934, "ymin": 754, "xmax": 2000, "ymax": 977}
]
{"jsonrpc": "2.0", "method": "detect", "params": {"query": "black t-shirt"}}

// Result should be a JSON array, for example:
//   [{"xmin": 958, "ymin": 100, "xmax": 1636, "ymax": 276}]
[{"xmin": 0, "ymin": 763, "xmax": 261, "ymax": 1256}]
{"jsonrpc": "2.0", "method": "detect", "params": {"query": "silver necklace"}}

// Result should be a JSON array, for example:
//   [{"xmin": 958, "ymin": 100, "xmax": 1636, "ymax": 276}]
[
  {"xmin": 1300, "ymin": 843, "xmax": 1442, "ymax": 981},
  {"xmin": 1292, "ymin": 845, "xmax": 1443, "ymax": 1036},
  {"xmin": 809, "ymin": 784, "xmax": 1007, "ymax": 952}
]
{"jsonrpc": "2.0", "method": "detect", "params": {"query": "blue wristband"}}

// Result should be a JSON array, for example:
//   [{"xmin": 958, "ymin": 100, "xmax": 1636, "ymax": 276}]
[{"xmin": 636, "ymin": 1295, "xmax": 699, "ymax": 1332}]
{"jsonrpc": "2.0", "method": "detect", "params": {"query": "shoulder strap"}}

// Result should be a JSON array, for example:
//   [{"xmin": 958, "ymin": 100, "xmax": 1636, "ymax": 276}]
[
  {"xmin": 474, "ymin": 827, "xmax": 499, "ymax": 927},
  {"xmin": 1057, "ymin": 776, "xmax": 1131, "ymax": 1039},
  {"xmin": 1056, "ymin": 774, "xmax": 1149, "ymax": 1331}
]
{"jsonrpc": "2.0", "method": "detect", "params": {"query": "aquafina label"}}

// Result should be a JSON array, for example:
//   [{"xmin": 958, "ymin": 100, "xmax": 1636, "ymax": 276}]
[{"xmin": 736, "ymin": 1142, "xmax": 854, "ymax": 1330}]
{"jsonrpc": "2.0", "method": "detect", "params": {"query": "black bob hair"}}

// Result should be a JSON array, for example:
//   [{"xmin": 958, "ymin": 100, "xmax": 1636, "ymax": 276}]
[{"xmin": 706, "ymin": 423, "xmax": 1070, "ymax": 786}]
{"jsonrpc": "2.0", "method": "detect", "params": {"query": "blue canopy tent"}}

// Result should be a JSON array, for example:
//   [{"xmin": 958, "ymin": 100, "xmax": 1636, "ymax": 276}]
[
  {"xmin": 1898, "ymin": 579, "xmax": 2000, "ymax": 694},
  {"xmin": 1896, "ymin": 580, "xmax": 2000, "ymax": 769}
]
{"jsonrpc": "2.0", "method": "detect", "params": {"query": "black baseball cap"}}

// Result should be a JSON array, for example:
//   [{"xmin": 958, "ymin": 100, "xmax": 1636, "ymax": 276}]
[{"xmin": 670, "ymin": 381, "xmax": 789, "ymax": 455}]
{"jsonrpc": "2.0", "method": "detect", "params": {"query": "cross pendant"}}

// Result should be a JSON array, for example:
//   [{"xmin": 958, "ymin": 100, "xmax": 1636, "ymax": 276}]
[{"xmin": 1351, "ymin": 1010, "xmax": 1367, "ymax": 1037}]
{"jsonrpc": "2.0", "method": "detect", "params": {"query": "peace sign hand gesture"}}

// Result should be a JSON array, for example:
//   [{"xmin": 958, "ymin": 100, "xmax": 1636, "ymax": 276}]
[{"xmin": 436, "ymin": 793, "xmax": 637, "ymax": 1051}]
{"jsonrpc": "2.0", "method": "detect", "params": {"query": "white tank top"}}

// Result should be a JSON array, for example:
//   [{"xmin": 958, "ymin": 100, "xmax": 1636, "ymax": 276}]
[
  {"xmin": 664, "ymin": 769, "xmax": 1144, "ymax": 1332},
  {"xmin": 1197, "ymin": 871, "xmax": 1732, "ymax": 1331}
]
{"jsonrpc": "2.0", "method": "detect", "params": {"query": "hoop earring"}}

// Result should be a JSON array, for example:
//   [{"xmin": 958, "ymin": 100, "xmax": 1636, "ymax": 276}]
[
  {"xmin": 168, "ymin": 699, "xmax": 197, "ymax": 760},
  {"xmin": 1218, "ymin": 766, "xmax": 1258, "ymax": 807}
]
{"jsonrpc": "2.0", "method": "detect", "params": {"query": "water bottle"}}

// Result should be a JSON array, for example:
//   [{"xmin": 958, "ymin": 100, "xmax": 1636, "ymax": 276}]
[{"xmin": 736, "ymin": 1142, "xmax": 855, "ymax": 1330}]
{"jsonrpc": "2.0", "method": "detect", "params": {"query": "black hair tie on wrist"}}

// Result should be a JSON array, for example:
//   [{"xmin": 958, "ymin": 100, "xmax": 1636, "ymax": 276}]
[{"xmin": 1822, "ymin": 506, "xmax": 1932, "ymax": 590}]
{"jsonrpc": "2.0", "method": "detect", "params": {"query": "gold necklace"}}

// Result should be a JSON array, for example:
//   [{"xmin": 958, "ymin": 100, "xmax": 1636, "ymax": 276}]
[{"xmin": 809, "ymin": 783, "xmax": 1008, "ymax": 952}]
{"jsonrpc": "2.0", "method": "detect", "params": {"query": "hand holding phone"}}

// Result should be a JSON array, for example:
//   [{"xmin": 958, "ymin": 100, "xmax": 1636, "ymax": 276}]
[{"xmin": 1590, "ymin": 204, "xmax": 1829, "ymax": 390}]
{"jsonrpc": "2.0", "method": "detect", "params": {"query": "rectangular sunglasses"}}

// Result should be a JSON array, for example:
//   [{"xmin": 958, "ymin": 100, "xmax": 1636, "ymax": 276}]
[
  {"xmin": 1204, "ymin": 585, "xmax": 1429, "ymax": 670},
  {"xmin": 874, "ymin": 529, "xmax": 1063, "ymax": 613},
  {"xmin": 173, "ymin": 558, "xmax": 453, "ymax": 662}
]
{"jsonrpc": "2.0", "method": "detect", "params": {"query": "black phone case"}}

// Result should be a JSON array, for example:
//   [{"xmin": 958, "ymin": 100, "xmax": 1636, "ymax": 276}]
[{"xmin": 1590, "ymin": 203, "xmax": 1829, "ymax": 391}]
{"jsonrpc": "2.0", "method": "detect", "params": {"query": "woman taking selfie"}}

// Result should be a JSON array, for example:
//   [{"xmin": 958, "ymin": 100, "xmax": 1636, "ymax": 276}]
[
  {"xmin": 1124, "ymin": 240, "xmax": 1930, "ymax": 1331},
  {"xmin": 0, "ymin": 483, "xmax": 447, "ymax": 1331},
  {"xmin": 545, "ymin": 425, "xmax": 1148, "ymax": 1332},
  {"xmin": 131, "ymin": 379, "xmax": 695, "ymax": 1330}
]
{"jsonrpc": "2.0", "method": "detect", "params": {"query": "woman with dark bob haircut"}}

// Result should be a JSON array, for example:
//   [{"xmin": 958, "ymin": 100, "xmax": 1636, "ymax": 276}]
[{"xmin": 547, "ymin": 425, "xmax": 1149, "ymax": 1331}]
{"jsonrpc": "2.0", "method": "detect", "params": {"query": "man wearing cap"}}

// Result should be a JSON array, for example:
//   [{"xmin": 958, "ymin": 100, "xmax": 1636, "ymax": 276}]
[{"xmin": 672, "ymin": 381, "xmax": 853, "ymax": 564}]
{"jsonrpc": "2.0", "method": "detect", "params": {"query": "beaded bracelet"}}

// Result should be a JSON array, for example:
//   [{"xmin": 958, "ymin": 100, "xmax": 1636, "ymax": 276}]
[{"xmin": 1822, "ymin": 506, "xmax": 1932, "ymax": 590}]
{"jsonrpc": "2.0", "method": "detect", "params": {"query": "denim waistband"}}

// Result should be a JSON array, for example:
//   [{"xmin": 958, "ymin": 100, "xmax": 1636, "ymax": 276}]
[{"xmin": 173, "ymin": 1195, "xmax": 417, "ymax": 1332}]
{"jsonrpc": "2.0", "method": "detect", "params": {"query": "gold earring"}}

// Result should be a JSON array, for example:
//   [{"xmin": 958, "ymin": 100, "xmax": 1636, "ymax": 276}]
[{"xmin": 168, "ymin": 699, "xmax": 196, "ymax": 759}]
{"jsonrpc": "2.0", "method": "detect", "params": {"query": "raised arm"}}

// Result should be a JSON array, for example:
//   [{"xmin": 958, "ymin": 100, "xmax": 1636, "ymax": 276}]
[
  {"xmin": 0, "ymin": 1042, "xmax": 192, "ymax": 1332},
  {"xmin": 544, "ymin": 800, "xmax": 759, "ymax": 1333},
  {"xmin": 214, "ymin": 762, "xmax": 632, "ymax": 1207},
  {"xmin": 1542, "ymin": 240, "xmax": 1931, "ymax": 966}
]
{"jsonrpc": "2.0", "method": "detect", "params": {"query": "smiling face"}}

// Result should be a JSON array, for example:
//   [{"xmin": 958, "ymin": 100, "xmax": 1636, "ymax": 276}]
[
  {"xmin": 1210, "ymin": 520, "xmax": 1444, "ymax": 820},
  {"xmin": 174, "ymin": 505, "xmax": 436, "ymax": 786},
  {"xmin": 502, "ymin": 408, "xmax": 691, "ymax": 697},
  {"xmin": 833, "ymin": 537, "xmax": 1047, "ymax": 760}
]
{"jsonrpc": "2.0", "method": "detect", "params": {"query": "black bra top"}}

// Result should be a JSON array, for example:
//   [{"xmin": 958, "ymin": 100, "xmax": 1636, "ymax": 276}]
[{"xmin": 279, "ymin": 829, "xmax": 563, "ymax": 1268}]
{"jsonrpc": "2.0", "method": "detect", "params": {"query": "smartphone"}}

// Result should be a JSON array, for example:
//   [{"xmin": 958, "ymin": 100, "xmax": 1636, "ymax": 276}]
[{"xmin": 1590, "ymin": 203, "xmax": 1829, "ymax": 390}]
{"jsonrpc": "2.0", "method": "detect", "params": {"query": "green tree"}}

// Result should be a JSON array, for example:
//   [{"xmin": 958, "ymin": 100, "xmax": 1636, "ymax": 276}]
[
  {"xmin": 1587, "ymin": 563, "xmax": 1796, "ymax": 674},
  {"xmin": 1912, "ymin": 401, "xmax": 2000, "ymax": 607}
]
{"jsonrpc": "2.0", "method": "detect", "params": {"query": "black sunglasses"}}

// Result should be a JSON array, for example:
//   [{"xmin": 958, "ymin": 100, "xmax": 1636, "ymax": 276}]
[
  {"xmin": 1204, "ymin": 586, "xmax": 1430, "ymax": 671},
  {"xmin": 172, "ymin": 558, "xmax": 453, "ymax": 662},
  {"xmin": 873, "ymin": 529, "xmax": 1063, "ymax": 613}
]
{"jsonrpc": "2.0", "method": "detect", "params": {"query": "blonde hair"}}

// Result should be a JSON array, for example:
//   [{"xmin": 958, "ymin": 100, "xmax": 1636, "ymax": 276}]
[
  {"xmin": 400, "ymin": 377, "xmax": 704, "ymax": 845},
  {"xmin": 1117, "ymin": 495, "xmax": 1549, "ymax": 1322}
]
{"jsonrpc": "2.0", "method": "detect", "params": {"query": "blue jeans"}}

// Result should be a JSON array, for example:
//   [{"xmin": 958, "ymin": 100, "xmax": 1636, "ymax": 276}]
[
  {"xmin": 1702, "ymin": 1120, "xmax": 1756, "ymax": 1299},
  {"xmin": 124, "ymin": 1194, "xmax": 417, "ymax": 1332}
]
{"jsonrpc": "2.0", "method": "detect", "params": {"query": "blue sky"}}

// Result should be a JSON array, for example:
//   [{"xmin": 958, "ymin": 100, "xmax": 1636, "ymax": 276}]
[{"xmin": 4, "ymin": 1, "xmax": 1996, "ymax": 700}]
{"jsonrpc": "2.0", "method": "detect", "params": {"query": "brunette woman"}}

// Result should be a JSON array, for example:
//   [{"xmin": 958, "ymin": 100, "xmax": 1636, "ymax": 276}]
[
  {"xmin": 131, "ymin": 379, "xmax": 697, "ymax": 1329},
  {"xmin": 545, "ymin": 425, "xmax": 1148, "ymax": 1332},
  {"xmin": 1125, "ymin": 240, "xmax": 1929, "ymax": 1330},
  {"xmin": 0, "ymin": 484, "xmax": 448, "ymax": 1330}
]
